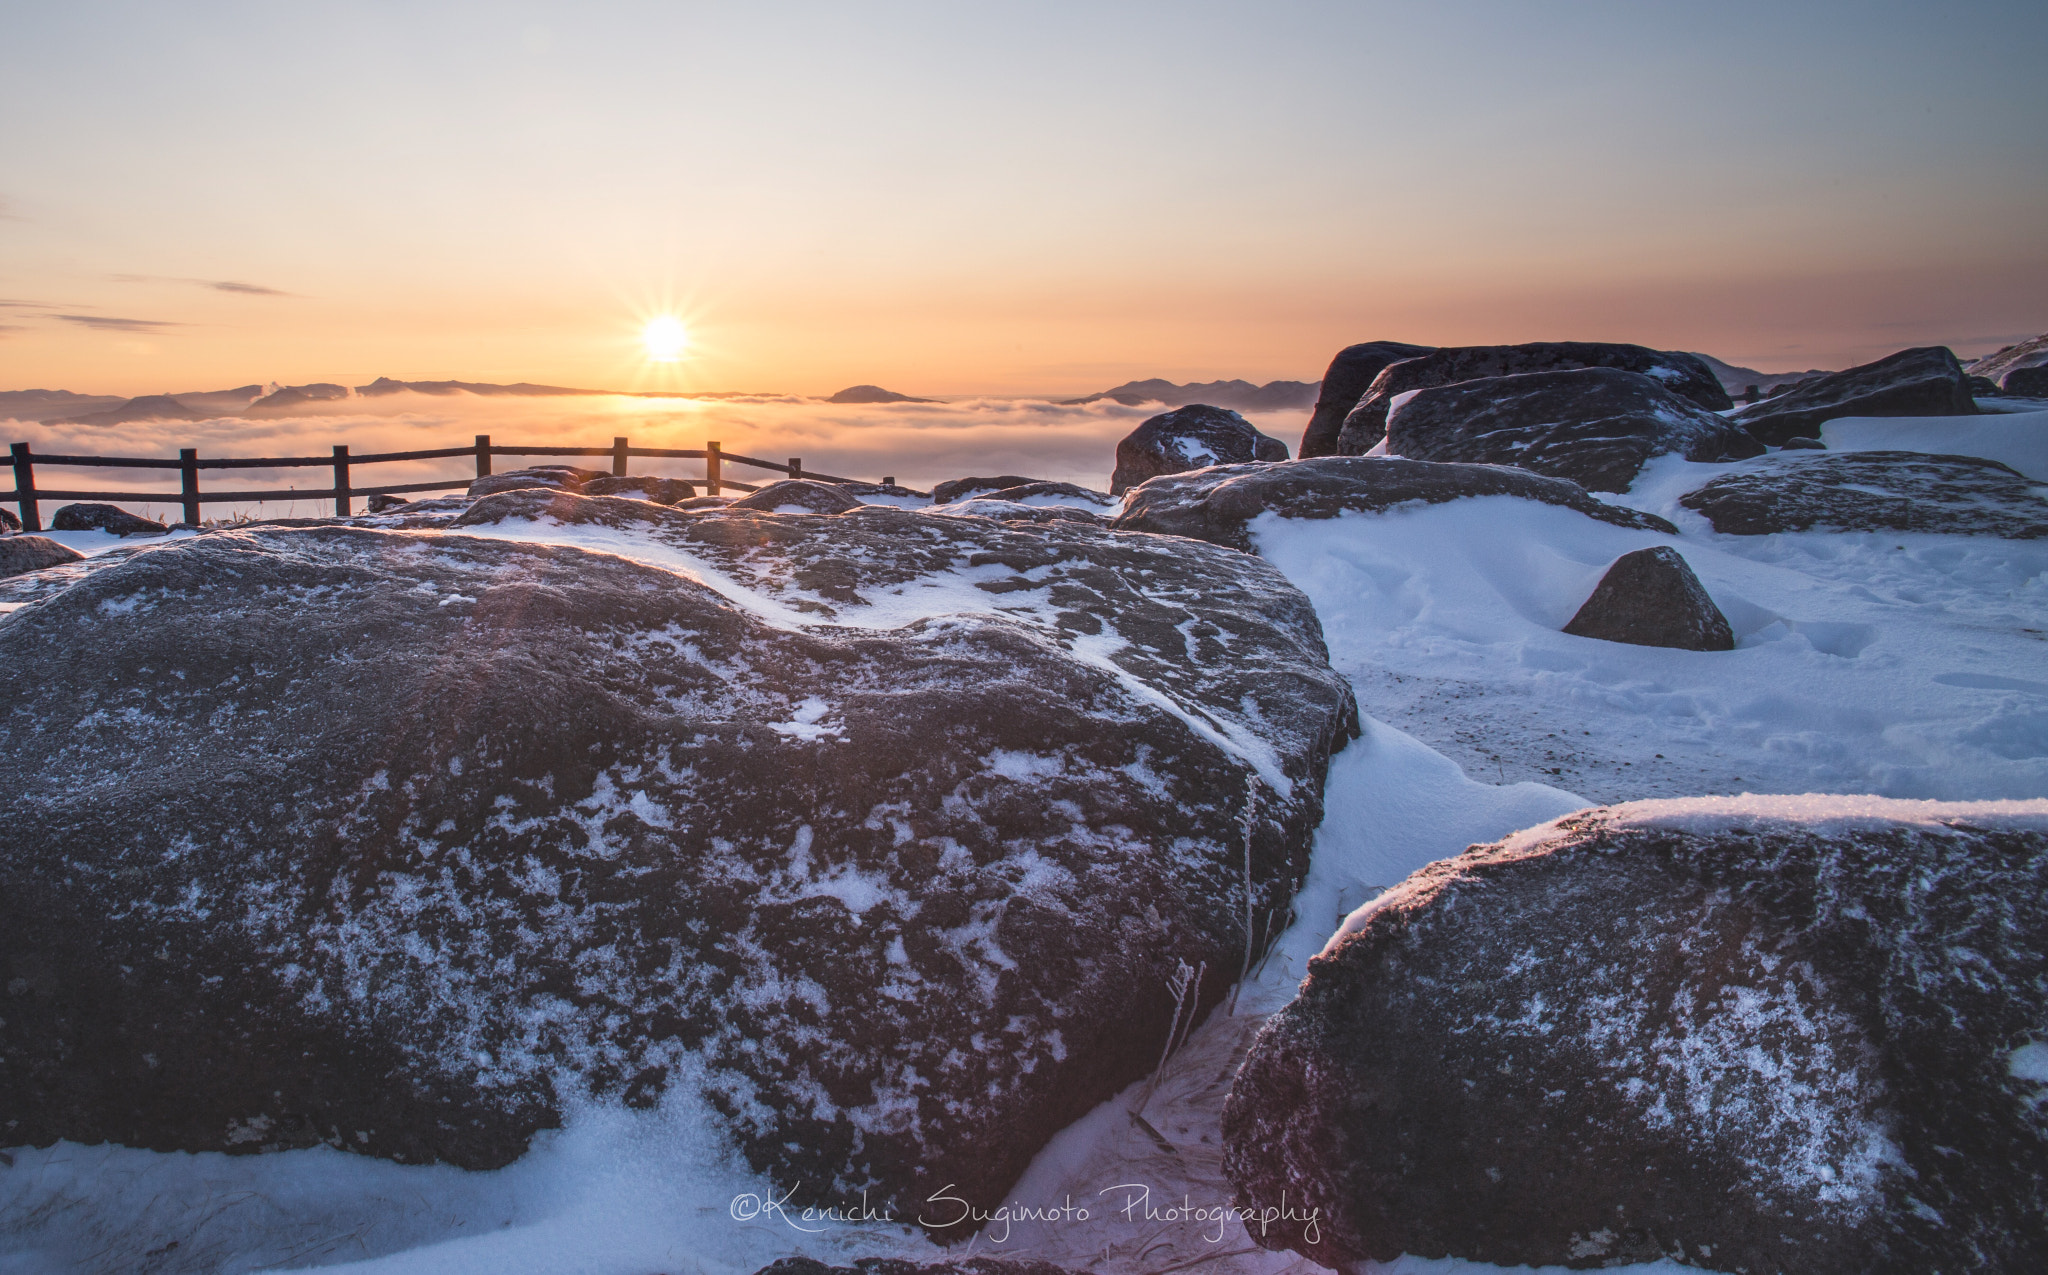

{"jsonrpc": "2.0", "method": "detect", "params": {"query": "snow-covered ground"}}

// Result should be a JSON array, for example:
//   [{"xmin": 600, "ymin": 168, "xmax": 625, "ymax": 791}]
[{"xmin": 5, "ymin": 419, "xmax": 2046, "ymax": 1274}]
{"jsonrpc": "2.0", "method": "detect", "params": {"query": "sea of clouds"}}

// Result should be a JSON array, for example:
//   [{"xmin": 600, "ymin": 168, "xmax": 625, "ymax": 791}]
[{"xmin": 2, "ymin": 393, "xmax": 1314, "ymax": 519}]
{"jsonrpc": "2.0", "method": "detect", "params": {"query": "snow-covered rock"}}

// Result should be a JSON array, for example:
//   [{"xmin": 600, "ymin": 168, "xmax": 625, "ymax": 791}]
[
  {"xmin": 0, "ymin": 535, "xmax": 83, "ymax": 581},
  {"xmin": 1111, "ymin": 456, "xmax": 1674, "ymax": 551},
  {"xmin": 1109, "ymin": 405, "xmax": 1288, "ymax": 496},
  {"xmin": 1967, "ymin": 331, "xmax": 2048, "ymax": 386},
  {"xmin": 1335, "ymin": 343, "xmax": 1731, "ymax": 455},
  {"xmin": 1678, "ymin": 450, "xmax": 2048, "ymax": 538},
  {"xmin": 582, "ymin": 475, "xmax": 698, "ymax": 503},
  {"xmin": 1298, "ymin": 340, "xmax": 1435, "ymax": 459},
  {"xmin": 1731, "ymin": 347, "xmax": 1976, "ymax": 446},
  {"xmin": 727, "ymin": 478, "xmax": 864, "ymax": 513},
  {"xmin": 931, "ymin": 475, "xmax": 1043, "ymax": 503},
  {"xmin": 753, "ymin": 1259, "xmax": 1079, "ymax": 1275},
  {"xmin": 1383, "ymin": 367, "xmax": 1764, "ymax": 492},
  {"xmin": 0, "ymin": 491, "xmax": 1357, "ymax": 1227},
  {"xmin": 1562, "ymin": 546, "xmax": 1733, "ymax": 650},
  {"xmin": 1223, "ymin": 797, "xmax": 2048, "ymax": 1274},
  {"xmin": 49, "ymin": 503, "xmax": 169, "ymax": 537},
  {"xmin": 465, "ymin": 465, "xmax": 605, "ymax": 499}
]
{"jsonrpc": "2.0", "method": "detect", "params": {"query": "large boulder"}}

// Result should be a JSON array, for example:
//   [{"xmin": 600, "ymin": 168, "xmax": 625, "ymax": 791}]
[
  {"xmin": 1561, "ymin": 546, "xmax": 1733, "ymax": 650},
  {"xmin": 581, "ymin": 475, "xmax": 697, "ymax": 504},
  {"xmin": 50, "ymin": 503, "xmax": 169, "ymax": 537},
  {"xmin": 0, "ymin": 535, "xmax": 85, "ymax": 581},
  {"xmin": 1110, "ymin": 405, "xmax": 1288, "ymax": 496},
  {"xmin": 1968, "ymin": 332, "xmax": 2048, "ymax": 387},
  {"xmin": 2003, "ymin": 366, "xmax": 2048, "ymax": 397},
  {"xmin": 1334, "ymin": 343, "xmax": 1732, "ymax": 455},
  {"xmin": 1223, "ymin": 798, "xmax": 2048, "ymax": 1273},
  {"xmin": 1112, "ymin": 457, "xmax": 1675, "ymax": 552},
  {"xmin": 1731, "ymin": 347, "xmax": 1976, "ymax": 446},
  {"xmin": 1678, "ymin": 451, "xmax": 2048, "ymax": 538},
  {"xmin": 931, "ymin": 475, "xmax": 1043, "ymax": 504},
  {"xmin": 0, "ymin": 492, "xmax": 1357, "ymax": 1228},
  {"xmin": 1383, "ymin": 367, "xmax": 1765, "ymax": 492},
  {"xmin": 1298, "ymin": 341, "xmax": 1435, "ymax": 459}
]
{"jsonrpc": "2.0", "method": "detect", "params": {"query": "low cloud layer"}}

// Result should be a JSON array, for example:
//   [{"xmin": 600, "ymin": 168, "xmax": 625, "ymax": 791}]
[
  {"xmin": 54, "ymin": 314, "xmax": 182, "ymax": 333},
  {"xmin": 2, "ymin": 391, "xmax": 1311, "ymax": 517}
]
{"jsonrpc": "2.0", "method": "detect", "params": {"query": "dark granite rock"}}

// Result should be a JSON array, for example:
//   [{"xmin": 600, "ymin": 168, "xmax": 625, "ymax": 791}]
[
  {"xmin": 1224, "ymin": 800, "xmax": 2048, "ymax": 1273},
  {"xmin": 1112, "ymin": 457, "xmax": 1675, "ymax": 552},
  {"xmin": 50, "ymin": 504, "xmax": 170, "ymax": 537},
  {"xmin": 1336, "ymin": 343, "xmax": 1732, "ymax": 454},
  {"xmin": 1298, "ymin": 341, "xmax": 1436, "ymax": 459},
  {"xmin": 1732, "ymin": 348, "xmax": 1976, "ymax": 446},
  {"xmin": 727, "ymin": 479, "xmax": 864, "ymax": 514},
  {"xmin": 582, "ymin": 475, "xmax": 698, "ymax": 504},
  {"xmin": 1678, "ymin": 451, "xmax": 2048, "ymax": 538},
  {"xmin": 931, "ymin": 499, "xmax": 1103, "ymax": 525},
  {"xmin": 1111, "ymin": 405, "xmax": 1288, "ymax": 496},
  {"xmin": 1967, "ymin": 375, "xmax": 2001, "ymax": 396},
  {"xmin": 1562, "ymin": 547, "xmax": 1732, "ymax": 650},
  {"xmin": 979, "ymin": 481, "xmax": 1117, "ymax": 507},
  {"xmin": 0, "ymin": 535, "xmax": 85, "ymax": 581},
  {"xmin": 0, "ymin": 495, "xmax": 1356, "ymax": 1228},
  {"xmin": 2003, "ymin": 366, "xmax": 2048, "ymax": 397},
  {"xmin": 1384, "ymin": 367, "xmax": 1765, "ymax": 492},
  {"xmin": 364, "ymin": 493, "xmax": 412, "ymax": 514},
  {"xmin": 931, "ymin": 476, "xmax": 1043, "ymax": 504}
]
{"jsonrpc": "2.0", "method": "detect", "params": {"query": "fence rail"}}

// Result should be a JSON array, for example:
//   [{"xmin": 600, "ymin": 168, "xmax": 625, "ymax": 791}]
[{"xmin": 4, "ymin": 435, "xmax": 898, "ymax": 532}]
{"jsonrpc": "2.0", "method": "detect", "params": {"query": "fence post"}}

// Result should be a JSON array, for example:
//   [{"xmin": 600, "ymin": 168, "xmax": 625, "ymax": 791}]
[
  {"xmin": 789, "ymin": 457, "xmax": 802, "ymax": 479},
  {"xmin": 180, "ymin": 449, "xmax": 200, "ymax": 526},
  {"xmin": 705, "ymin": 440, "xmax": 721, "ymax": 495},
  {"xmin": 9, "ymin": 443, "xmax": 38, "ymax": 532},
  {"xmin": 475, "ymin": 434, "xmax": 492, "ymax": 479},
  {"xmin": 613, "ymin": 436, "xmax": 629, "ymax": 477},
  {"xmin": 333, "ymin": 445, "xmax": 352, "ymax": 516}
]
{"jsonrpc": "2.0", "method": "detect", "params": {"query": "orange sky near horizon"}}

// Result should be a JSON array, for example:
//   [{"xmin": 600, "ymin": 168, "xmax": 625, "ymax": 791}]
[{"xmin": 3, "ymin": 1, "xmax": 2043, "ymax": 399}]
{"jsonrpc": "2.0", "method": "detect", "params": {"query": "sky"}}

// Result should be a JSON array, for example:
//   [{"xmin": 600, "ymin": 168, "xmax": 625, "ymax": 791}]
[{"xmin": 1, "ymin": 0, "xmax": 2044, "ymax": 398}]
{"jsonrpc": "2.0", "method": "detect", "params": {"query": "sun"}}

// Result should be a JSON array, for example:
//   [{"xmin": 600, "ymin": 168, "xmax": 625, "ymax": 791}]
[{"xmin": 642, "ymin": 315, "xmax": 689, "ymax": 362}]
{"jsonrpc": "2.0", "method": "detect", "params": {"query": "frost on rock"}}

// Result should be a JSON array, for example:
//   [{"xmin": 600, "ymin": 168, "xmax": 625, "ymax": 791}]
[
  {"xmin": 1222, "ymin": 797, "xmax": 2048, "ymax": 1274},
  {"xmin": 0, "ymin": 495, "xmax": 1357, "ymax": 1228}
]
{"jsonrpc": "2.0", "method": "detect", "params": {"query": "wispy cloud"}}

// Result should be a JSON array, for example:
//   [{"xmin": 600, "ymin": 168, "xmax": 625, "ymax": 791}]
[
  {"xmin": 112, "ymin": 272, "xmax": 296, "ymax": 297},
  {"xmin": 56, "ymin": 314, "xmax": 182, "ymax": 333}
]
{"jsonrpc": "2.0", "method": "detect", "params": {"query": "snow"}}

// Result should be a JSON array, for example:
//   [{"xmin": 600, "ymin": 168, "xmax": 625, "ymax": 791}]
[
  {"xmin": 1821, "ymin": 408, "xmax": 2048, "ymax": 480},
  {"xmin": 7, "ymin": 424, "xmax": 2047, "ymax": 1274}
]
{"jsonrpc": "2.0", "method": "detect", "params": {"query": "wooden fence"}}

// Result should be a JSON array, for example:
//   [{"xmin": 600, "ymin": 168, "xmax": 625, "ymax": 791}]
[{"xmin": 4, "ymin": 436, "xmax": 897, "ymax": 533}]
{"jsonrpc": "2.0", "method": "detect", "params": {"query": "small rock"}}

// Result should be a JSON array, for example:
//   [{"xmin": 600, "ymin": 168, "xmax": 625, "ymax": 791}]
[
  {"xmin": 50, "ymin": 504, "xmax": 169, "ymax": 537},
  {"xmin": 2003, "ymin": 366, "xmax": 2048, "ymax": 398},
  {"xmin": 1562, "ymin": 547, "xmax": 1732, "ymax": 650},
  {"xmin": 1111, "ymin": 404, "xmax": 1288, "ymax": 496},
  {"xmin": 1732, "ymin": 347, "xmax": 1976, "ymax": 445},
  {"xmin": 1678, "ymin": 451, "xmax": 2048, "ymax": 538},
  {"xmin": 726, "ymin": 479, "xmax": 863, "ymax": 513},
  {"xmin": 0, "ymin": 535, "xmax": 86, "ymax": 581},
  {"xmin": 364, "ymin": 494, "xmax": 411, "ymax": 513},
  {"xmin": 1299, "ymin": 341, "xmax": 1435, "ymax": 459},
  {"xmin": 1, "ymin": 506, "xmax": 18, "ymax": 532},
  {"xmin": 582, "ymin": 476, "xmax": 698, "ymax": 504}
]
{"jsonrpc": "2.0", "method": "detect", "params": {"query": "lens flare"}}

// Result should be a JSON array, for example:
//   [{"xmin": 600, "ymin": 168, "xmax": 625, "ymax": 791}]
[{"xmin": 642, "ymin": 316, "xmax": 689, "ymax": 362}]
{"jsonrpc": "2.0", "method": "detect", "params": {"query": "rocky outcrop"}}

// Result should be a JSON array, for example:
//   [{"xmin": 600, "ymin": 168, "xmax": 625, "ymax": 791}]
[
  {"xmin": 50, "ymin": 504, "xmax": 169, "ymax": 537},
  {"xmin": 0, "ymin": 535, "xmax": 85, "ymax": 581},
  {"xmin": 1110, "ymin": 405, "xmax": 1289, "ymax": 496},
  {"xmin": 1562, "ymin": 547, "xmax": 1733, "ymax": 650},
  {"xmin": 465, "ymin": 466, "xmax": 606, "ymax": 499},
  {"xmin": 1223, "ymin": 798, "xmax": 2048, "ymax": 1274},
  {"xmin": 931, "ymin": 498, "xmax": 1103, "ymax": 526},
  {"xmin": 582, "ymin": 475, "xmax": 697, "ymax": 504},
  {"xmin": 1299, "ymin": 341, "xmax": 1435, "ymax": 459},
  {"xmin": 969, "ymin": 481, "xmax": 1116, "ymax": 508},
  {"xmin": 1383, "ymin": 367, "xmax": 1765, "ymax": 492},
  {"xmin": 1731, "ymin": 347, "xmax": 1976, "ymax": 446},
  {"xmin": 1678, "ymin": 451, "xmax": 2048, "ymax": 538},
  {"xmin": 0, "ymin": 494, "xmax": 1357, "ymax": 1229},
  {"xmin": 727, "ymin": 479, "xmax": 864, "ymax": 513},
  {"xmin": 1335, "ymin": 343, "xmax": 1732, "ymax": 455},
  {"xmin": 1112, "ymin": 457, "xmax": 1675, "ymax": 552},
  {"xmin": 1968, "ymin": 332, "xmax": 2048, "ymax": 386}
]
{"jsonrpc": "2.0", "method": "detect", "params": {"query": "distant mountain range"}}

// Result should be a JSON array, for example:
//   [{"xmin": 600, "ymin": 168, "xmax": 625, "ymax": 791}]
[
  {"xmin": 0, "ymin": 379, "xmax": 783, "ymax": 425},
  {"xmin": 1685, "ymin": 353, "xmax": 1835, "ymax": 396},
  {"xmin": 1061, "ymin": 377, "xmax": 1320, "ymax": 411}
]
